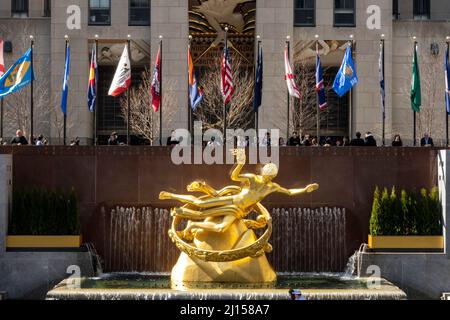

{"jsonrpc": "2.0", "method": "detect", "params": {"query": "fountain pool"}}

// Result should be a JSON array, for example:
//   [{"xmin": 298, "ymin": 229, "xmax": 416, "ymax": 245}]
[{"xmin": 46, "ymin": 273, "xmax": 407, "ymax": 300}]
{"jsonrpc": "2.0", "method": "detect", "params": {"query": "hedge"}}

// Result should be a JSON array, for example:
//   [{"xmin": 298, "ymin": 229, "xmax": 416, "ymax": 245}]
[
  {"xmin": 8, "ymin": 187, "xmax": 80, "ymax": 235},
  {"xmin": 370, "ymin": 186, "xmax": 442, "ymax": 236}
]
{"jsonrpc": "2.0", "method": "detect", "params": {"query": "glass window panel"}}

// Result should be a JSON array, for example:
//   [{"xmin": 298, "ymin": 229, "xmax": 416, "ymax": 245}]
[{"xmin": 129, "ymin": 0, "xmax": 150, "ymax": 26}]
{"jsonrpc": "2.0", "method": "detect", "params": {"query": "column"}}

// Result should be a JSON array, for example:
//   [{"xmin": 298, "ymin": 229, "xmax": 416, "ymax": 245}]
[{"xmin": 151, "ymin": 0, "xmax": 189, "ymax": 145}]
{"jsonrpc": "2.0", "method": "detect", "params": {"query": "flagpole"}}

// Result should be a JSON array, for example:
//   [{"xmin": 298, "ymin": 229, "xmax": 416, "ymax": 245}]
[
  {"xmin": 94, "ymin": 34, "xmax": 99, "ymax": 146},
  {"xmin": 159, "ymin": 36, "xmax": 163, "ymax": 146},
  {"xmin": 223, "ymin": 27, "xmax": 228, "ymax": 144},
  {"xmin": 127, "ymin": 35, "xmax": 131, "ymax": 145},
  {"xmin": 349, "ymin": 35, "xmax": 355, "ymax": 143},
  {"xmin": 381, "ymin": 37, "xmax": 386, "ymax": 146},
  {"xmin": 413, "ymin": 40, "xmax": 417, "ymax": 147},
  {"xmin": 447, "ymin": 40, "xmax": 449, "ymax": 147},
  {"xmin": 255, "ymin": 36, "xmax": 261, "ymax": 141},
  {"xmin": 316, "ymin": 40, "xmax": 320, "ymax": 143},
  {"xmin": 286, "ymin": 36, "xmax": 291, "ymax": 141},
  {"xmin": 30, "ymin": 35, "xmax": 34, "ymax": 144},
  {"xmin": 63, "ymin": 36, "xmax": 68, "ymax": 146},
  {"xmin": 0, "ymin": 98, "xmax": 3, "ymax": 142},
  {"xmin": 188, "ymin": 35, "xmax": 193, "ymax": 138}
]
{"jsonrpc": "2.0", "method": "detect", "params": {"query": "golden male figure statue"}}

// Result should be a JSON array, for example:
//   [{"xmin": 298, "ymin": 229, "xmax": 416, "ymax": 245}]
[{"xmin": 160, "ymin": 149, "xmax": 319, "ymax": 288}]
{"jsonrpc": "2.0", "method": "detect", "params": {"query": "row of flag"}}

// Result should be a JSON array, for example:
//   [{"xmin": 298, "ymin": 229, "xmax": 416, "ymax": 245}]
[
  {"xmin": 1, "ymin": 38, "xmax": 450, "ymax": 123},
  {"xmin": 283, "ymin": 43, "xmax": 358, "ymax": 111}
]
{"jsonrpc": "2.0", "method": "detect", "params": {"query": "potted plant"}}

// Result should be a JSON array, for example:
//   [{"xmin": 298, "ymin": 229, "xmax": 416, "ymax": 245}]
[
  {"xmin": 7, "ymin": 187, "xmax": 82, "ymax": 248},
  {"xmin": 368, "ymin": 186, "xmax": 443, "ymax": 250}
]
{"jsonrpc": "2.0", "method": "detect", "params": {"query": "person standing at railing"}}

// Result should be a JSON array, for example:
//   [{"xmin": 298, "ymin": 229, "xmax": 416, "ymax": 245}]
[
  {"xmin": 420, "ymin": 133, "xmax": 434, "ymax": 147},
  {"xmin": 10, "ymin": 130, "xmax": 28, "ymax": 145}
]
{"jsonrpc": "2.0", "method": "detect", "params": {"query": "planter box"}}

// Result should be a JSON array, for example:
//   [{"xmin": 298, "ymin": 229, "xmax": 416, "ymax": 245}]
[
  {"xmin": 368, "ymin": 235, "xmax": 444, "ymax": 250},
  {"xmin": 6, "ymin": 235, "xmax": 82, "ymax": 248}
]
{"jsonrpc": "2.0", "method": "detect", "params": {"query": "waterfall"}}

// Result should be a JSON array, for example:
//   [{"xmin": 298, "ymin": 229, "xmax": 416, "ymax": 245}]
[
  {"xmin": 270, "ymin": 207, "xmax": 347, "ymax": 273},
  {"xmin": 85, "ymin": 242, "xmax": 103, "ymax": 276},
  {"xmin": 98, "ymin": 206, "xmax": 347, "ymax": 273},
  {"xmin": 343, "ymin": 243, "xmax": 368, "ymax": 278},
  {"xmin": 101, "ymin": 206, "xmax": 177, "ymax": 272}
]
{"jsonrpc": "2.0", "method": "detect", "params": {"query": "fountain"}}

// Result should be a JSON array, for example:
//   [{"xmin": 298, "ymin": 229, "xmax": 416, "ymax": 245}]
[{"xmin": 46, "ymin": 150, "xmax": 406, "ymax": 300}]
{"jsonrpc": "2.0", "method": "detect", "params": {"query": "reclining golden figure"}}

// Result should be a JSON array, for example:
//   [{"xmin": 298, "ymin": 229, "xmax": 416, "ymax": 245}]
[
  {"xmin": 160, "ymin": 149, "xmax": 318, "ymax": 239},
  {"xmin": 159, "ymin": 149, "xmax": 319, "ymax": 286}
]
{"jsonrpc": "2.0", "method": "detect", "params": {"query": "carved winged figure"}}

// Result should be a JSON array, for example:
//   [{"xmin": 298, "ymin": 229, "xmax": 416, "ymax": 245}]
[{"xmin": 193, "ymin": 0, "xmax": 250, "ymax": 47}]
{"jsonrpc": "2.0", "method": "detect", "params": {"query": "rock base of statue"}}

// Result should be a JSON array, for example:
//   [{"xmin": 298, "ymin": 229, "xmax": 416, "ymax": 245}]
[{"xmin": 170, "ymin": 218, "xmax": 276, "ymax": 289}]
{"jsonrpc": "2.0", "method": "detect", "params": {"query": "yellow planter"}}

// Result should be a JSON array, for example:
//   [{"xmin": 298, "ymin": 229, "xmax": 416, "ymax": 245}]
[
  {"xmin": 368, "ymin": 235, "xmax": 444, "ymax": 249},
  {"xmin": 6, "ymin": 235, "xmax": 82, "ymax": 248}
]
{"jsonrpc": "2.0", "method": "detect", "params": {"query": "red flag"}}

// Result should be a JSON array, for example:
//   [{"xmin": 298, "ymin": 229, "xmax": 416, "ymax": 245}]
[
  {"xmin": 151, "ymin": 46, "xmax": 161, "ymax": 112},
  {"xmin": 108, "ymin": 45, "xmax": 131, "ymax": 97},
  {"xmin": 0, "ymin": 40, "xmax": 5, "ymax": 76}
]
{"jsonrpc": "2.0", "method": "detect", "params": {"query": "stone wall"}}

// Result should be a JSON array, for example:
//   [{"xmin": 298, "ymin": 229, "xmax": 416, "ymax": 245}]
[
  {"xmin": 359, "ymin": 253, "xmax": 450, "ymax": 299},
  {"xmin": 0, "ymin": 146, "xmax": 439, "ymax": 266}
]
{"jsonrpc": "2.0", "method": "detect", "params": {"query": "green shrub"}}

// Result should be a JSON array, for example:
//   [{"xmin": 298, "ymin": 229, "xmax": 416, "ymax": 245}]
[
  {"xmin": 369, "ymin": 187, "xmax": 381, "ymax": 236},
  {"xmin": 369, "ymin": 186, "xmax": 442, "ymax": 236},
  {"xmin": 8, "ymin": 187, "xmax": 80, "ymax": 235}
]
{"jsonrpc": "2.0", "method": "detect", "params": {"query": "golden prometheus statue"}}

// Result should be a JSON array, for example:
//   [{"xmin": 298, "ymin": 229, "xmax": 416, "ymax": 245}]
[{"xmin": 159, "ymin": 149, "xmax": 319, "ymax": 288}]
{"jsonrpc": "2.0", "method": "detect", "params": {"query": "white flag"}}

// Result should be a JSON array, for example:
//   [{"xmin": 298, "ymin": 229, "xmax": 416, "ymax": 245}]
[
  {"xmin": 108, "ymin": 45, "xmax": 131, "ymax": 97},
  {"xmin": 284, "ymin": 46, "xmax": 300, "ymax": 99},
  {"xmin": 0, "ymin": 40, "xmax": 5, "ymax": 76}
]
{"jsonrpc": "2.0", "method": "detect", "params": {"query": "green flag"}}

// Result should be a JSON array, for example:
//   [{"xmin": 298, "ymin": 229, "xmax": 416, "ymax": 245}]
[{"xmin": 410, "ymin": 43, "xmax": 421, "ymax": 113}]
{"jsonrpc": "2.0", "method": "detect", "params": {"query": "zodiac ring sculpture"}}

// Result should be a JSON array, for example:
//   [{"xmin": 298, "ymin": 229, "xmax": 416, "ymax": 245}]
[{"xmin": 160, "ymin": 149, "xmax": 319, "ymax": 286}]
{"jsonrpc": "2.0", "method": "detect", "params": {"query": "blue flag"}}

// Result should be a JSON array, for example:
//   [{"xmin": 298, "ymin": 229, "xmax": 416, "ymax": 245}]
[
  {"xmin": 253, "ymin": 45, "xmax": 263, "ymax": 112},
  {"xmin": 445, "ymin": 44, "xmax": 450, "ymax": 114},
  {"xmin": 188, "ymin": 47, "xmax": 203, "ymax": 110},
  {"xmin": 61, "ymin": 43, "xmax": 70, "ymax": 116},
  {"xmin": 332, "ymin": 46, "xmax": 358, "ymax": 97},
  {"xmin": 0, "ymin": 48, "xmax": 34, "ymax": 98},
  {"xmin": 316, "ymin": 51, "xmax": 327, "ymax": 110}
]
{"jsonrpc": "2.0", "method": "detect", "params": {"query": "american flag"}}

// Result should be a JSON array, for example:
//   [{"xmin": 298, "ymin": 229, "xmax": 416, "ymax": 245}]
[{"xmin": 221, "ymin": 42, "xmax": 234, "ymax": 105}]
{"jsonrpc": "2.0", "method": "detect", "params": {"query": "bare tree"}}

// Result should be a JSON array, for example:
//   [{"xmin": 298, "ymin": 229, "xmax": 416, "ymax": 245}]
[
  {"xmin": 119, "ymin": 69, "xmax": 177, "ymax": 145},
  {"xmin": 194, "ymin": 56, "xmax": 254, "ymax": 130},
  {"xmin": 396, "ymin": 42, "xmax": 446, "ymax": 146},
  {"xmin": 417, "ymin": 51, "xmax": 445, "ymax": 143},
  {"xmin": 277, "ymin": 58, "xmax": 328, "ymax": 138}
]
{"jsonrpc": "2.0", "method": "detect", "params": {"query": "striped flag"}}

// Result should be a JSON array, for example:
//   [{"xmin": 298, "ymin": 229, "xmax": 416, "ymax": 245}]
[
  {"xmin": 445, "ymin": 43, "xmax": 450, "ymax": 114},
  {"xmin": 221, "ymin": 41, "xmax": 234, "ymax": 105},
  {"xmin": 315, "ymin": 49, "xmax": 327, "ymax": 110},
  {"xmin": 284, "ymin": 46, "xmax": 300, "ymax": 98},
  {"xmin": 188, "ymin": 46, "xmax": 203, "ymax": 110},
  {"xmin": 151, "ymin": 44, "xmax": 161, "ymax": 112},
  {"xmin": 0, "ymin": 40, "xmax": 5, "ymax": 76},
  {"xmin": 87, "ymin": 43, "xmax": 98, "ymax": 112}
]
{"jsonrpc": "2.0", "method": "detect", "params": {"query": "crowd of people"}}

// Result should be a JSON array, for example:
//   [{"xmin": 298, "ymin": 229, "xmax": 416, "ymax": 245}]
[{"xmin": 0, "ymin": 129, "xmax": 437, "ymax": 148}]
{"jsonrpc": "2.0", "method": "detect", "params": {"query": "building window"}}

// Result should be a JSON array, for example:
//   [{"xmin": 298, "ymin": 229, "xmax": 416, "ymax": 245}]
[
  {"xmin": 89, "ymin": 0, "xmax": 111, "ymax": 26},
  {"xmin": 294, "ymin": 0, "xmax": 315, "ymax": 27},
  {"xmin": 393, "ymin": 0, "xmax": 399, "ymax": 20},
  {"xmin": 413, "ymin": 0, "xmax": 430, "ymax": 20},
  {"xmin": 129, "ymin": 0, "xmax": 150, "ymax": 26},
  {"xmin": 334, "ymin": 0, "xmax": 355, "ymax": 27},
  {"xmin": 43, "ymin": 0, "xmax": 51, "ymax": 17},
  {"xmin": 11, "ymin": 0, "xmax": 28, "ymax": 17}
]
